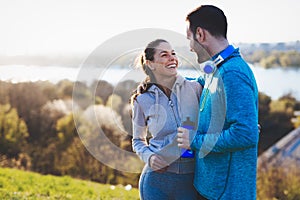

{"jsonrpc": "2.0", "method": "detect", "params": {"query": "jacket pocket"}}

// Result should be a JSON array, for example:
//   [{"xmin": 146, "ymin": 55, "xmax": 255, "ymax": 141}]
[{"xmin": 197, "ymin": 152, "xmax": 231, "ymax": 199}]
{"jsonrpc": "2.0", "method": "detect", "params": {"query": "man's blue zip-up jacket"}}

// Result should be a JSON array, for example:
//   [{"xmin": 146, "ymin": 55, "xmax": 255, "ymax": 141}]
[{"xmin": 191, "ymin": 48, "xmax": 259, "ymax": 200}]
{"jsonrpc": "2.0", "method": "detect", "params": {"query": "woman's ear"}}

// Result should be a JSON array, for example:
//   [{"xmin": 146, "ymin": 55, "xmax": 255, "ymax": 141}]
[{"xmin": 146, "ymin": 60, "xmax": 156, "ymax": 70}]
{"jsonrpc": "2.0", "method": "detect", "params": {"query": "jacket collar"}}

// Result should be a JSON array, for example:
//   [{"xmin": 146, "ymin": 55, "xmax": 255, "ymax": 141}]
[{"xmin": 147, "ymin": 75, "xmax": 185, "ymax": 94}]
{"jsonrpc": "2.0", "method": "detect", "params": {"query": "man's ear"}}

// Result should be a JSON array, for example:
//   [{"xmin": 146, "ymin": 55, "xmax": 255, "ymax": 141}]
[{"xmin": 196, "ymin": 27, "xmax": 205, "ymax": 42}]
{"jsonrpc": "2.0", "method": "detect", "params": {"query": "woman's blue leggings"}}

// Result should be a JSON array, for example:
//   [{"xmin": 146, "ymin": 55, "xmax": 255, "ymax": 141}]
[{"xmin": 139, "ymin": 167, "xmax": 199, "ymax": 200}]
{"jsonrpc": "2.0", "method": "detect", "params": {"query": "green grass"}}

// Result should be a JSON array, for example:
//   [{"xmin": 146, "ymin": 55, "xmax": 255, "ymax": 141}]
[{"xmin": 0, "ymin": 167, "xmax": 139, "ymax": 200}]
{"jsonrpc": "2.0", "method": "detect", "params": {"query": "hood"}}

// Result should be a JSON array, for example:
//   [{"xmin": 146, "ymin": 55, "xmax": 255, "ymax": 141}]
[{"xmin": 147, "ymin": 75, "xmax": 185, "ymax": 123}]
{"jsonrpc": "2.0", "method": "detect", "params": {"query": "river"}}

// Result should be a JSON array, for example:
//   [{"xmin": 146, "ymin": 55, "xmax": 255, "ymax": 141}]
[{"xmin": 0, "ymin": 65, "xmax": 299, "ymax": 100}]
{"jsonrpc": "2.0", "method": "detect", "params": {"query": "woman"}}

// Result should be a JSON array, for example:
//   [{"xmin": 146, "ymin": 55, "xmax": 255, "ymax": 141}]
[{"xmin": 130, "ymin": 39, "xmax": 202, "ymax": 200}]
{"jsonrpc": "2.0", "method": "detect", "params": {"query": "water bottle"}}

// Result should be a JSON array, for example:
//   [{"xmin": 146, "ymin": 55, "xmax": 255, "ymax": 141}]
[{"xmin": 180, "ymin": 117, "xmax": 195, "ymax": 158}]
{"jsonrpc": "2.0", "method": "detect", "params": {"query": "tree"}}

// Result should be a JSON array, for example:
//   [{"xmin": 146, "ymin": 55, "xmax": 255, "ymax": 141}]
[
  {"xmin": 291, "ymin": 114, "xmax": 300, "ymax": 128},
  {"xmin": 259, "ymin": 92, "xmax": 272, "ymax": 119},
  {"xmin": 56, "ymin": 113, "xmax": 77, "ymax": 149},
  {"xmin": 38, "ymin": 99, "xmax": 72, "ymax": 144},
  {"xmin": 72, "ymin": 81, "xmax": 93, "ymax": 109},
  {"xmin": 56, "ymin": 79, "xmax": 74, "ymax": 99},
  {"xmin": 8, "ymin": 82, "xmax": 48, "ymax": 143},
  {"xmin": 0, "ymin": 104, "xmax": 29, "ymax": 157},
  {"xmin": 114, "ymin": 80, "xmax": 138, "ymax": 102},
  {"xmin": 90, "ymin": 80, "xmax": 113, "ymax": 104},
  {"xmin": 106, "ymin": 94, "xmax": 122, "ymax": 113},
  {"xmin": 260, "ymin": 55, "xmax": 278, "ymax": 68},
  {"xmin": 0, "ymin": 81, "xmax": 11, "ymax": 104},
  {"xmin": 258, "ymin": 93, "xmax": 295, "ymax": 155},
  {"xmin": 38, "ymin": 81, "xmax": 58, "ymax": 101}
]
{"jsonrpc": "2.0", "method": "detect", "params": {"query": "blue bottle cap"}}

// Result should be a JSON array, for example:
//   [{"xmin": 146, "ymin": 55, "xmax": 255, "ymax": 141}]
[{"xmin": 203, "ymin": 63, "xmax": 214, "ymax": 74}]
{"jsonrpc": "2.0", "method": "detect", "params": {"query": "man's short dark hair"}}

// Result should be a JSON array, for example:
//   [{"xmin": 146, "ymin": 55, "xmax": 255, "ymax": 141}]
[{"xmin": 186, "ymin": 5, "xmax": 227, "ymax": 39}]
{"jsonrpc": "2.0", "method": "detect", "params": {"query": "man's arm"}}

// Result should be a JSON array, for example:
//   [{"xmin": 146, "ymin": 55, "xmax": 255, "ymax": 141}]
[{"xmin": 190, "ymin": 71, "xmax": 259, "ymax": 153}]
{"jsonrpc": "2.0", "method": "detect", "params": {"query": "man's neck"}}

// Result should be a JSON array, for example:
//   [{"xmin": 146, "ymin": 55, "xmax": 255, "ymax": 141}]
[{"xmin": 207, "ymin": 38, "xmax": 229, "ymax": 57}]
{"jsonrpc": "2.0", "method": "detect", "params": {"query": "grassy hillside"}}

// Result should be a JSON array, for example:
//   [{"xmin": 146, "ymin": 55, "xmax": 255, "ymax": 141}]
[{"xmin": 0, "ymin": 167, "xmax": 139, "ymax": 200}]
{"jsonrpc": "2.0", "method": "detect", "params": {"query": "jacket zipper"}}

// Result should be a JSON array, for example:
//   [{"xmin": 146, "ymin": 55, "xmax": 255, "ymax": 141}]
[
  {"xmin": 169, "ymin": 98, "xmax": 182, "ymax": 173},
  {"xmin": 168, "ymin": 99, "xmax": 179, "ymax": 127}
]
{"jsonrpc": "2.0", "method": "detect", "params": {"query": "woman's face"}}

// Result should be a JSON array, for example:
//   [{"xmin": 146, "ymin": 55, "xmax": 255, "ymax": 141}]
[{"xmin": 148, "ymin": 42, "xmax": 178, "ymax": 79}]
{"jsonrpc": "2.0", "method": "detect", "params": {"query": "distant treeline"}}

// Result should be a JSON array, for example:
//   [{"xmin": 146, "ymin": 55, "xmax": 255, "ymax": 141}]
[
  {"xmin": 239, "ymin": 41, "xmax": 300, "ymax": 68},
  {"xmin": 1, "ymin": 41, "xmax": 300, "ymax": 68},
  {"xmin": 243, "ymin": 50, "xmax": 300, "ymax": 68}
]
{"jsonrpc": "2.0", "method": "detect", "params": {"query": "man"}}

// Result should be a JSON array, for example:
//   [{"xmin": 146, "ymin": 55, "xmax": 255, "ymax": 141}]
[{"xmin": 177, "ymin": 5, "xmax": 259, "ymax": 200}]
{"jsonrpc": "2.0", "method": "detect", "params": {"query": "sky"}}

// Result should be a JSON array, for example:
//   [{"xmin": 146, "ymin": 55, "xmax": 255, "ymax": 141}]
[{"xmin": 1, "ymin": 0, "xmax": 300, "ymax": 55}]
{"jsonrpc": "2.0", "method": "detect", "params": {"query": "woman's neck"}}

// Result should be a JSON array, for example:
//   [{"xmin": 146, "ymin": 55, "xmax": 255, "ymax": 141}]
[
  {"xmin": 156, "ymin": 76, "xmax": 176, "ymax": 90},
  {"xmin": 155, "ymin": 76, "xmax": 176, "ymax": 98}
]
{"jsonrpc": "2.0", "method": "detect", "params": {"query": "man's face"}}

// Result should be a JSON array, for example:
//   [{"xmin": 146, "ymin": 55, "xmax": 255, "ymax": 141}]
[
  {"xmin": 186, "ymin": 22, "xmax": 210, "ymax": 64},
  {"xmin": 186, "ymin": 24, "xmax": 197, "ymax": 53}
]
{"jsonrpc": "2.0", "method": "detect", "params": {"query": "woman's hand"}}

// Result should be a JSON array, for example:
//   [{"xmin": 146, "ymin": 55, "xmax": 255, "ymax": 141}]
[{"xmin": 149, "ymin": 154, "xmax": 169, "ymax": 173}]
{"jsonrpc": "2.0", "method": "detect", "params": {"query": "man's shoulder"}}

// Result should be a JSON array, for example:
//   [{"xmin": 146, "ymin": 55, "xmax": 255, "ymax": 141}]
[
  {"xmin": 218, "ymin": 56, "xmax": 254, "ymax": 82},
  {"xmin": 221, "ymin": 56, "xmax": 249, "ymax": 72}
]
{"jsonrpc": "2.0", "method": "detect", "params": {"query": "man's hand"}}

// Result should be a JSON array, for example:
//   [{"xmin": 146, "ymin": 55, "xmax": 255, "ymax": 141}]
[
  {"xmin": 149, "ymin": 154, "xmax": 169, "ymax": 173},
  {"xmin": 177, "ymin": 127, "xmax": 191, "ymax": 149}
]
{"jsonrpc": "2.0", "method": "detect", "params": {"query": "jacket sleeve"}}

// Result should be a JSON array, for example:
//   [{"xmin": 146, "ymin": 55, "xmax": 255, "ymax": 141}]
[
  {"xmin": 197, "ymin": 76, "xmax": 205, "ymax": 87},
  {"xmin": 132, "ymin": 100, "xmax": 154, "ymax": 164},
  {"xmin": 185, "ymin": 76, "xmax": 205, "ymax": 87},
  {"xmin": 191, "ymin": 71, "xmax": 259, "ymax": 153},
  {"xmin": 195, "ymin": 81, "xmax": 203, "ymax": 101}
]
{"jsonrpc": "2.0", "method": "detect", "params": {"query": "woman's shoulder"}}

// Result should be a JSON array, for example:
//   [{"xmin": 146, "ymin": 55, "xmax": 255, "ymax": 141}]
[
  {"xmin": 134, "ymin": 90, "xmax": 155, "ymax": 104},
  {"xmin": 180, "ymin": 77, "xmax": 203, "ymax": 98},
  {"xmin": 183, "ymin": 78, "xmax": 202, "ymax": 90}
]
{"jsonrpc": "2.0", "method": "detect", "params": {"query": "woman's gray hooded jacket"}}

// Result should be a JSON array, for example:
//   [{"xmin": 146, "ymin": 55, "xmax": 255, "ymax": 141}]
[{"xmin": 132, "ymin": 75, "xmax": 201, "ymax": 170}]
